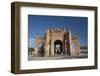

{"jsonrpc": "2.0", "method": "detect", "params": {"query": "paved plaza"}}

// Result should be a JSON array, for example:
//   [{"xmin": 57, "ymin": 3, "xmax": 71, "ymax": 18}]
[{"xmin": 28, "ymin": 52, "xmax": 88, "ymax": 60}]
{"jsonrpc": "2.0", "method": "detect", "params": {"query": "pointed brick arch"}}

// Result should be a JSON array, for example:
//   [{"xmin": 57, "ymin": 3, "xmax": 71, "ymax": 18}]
[{"xmin": 54, "ymin": 40, "xmax": 63, "ymax": 54}]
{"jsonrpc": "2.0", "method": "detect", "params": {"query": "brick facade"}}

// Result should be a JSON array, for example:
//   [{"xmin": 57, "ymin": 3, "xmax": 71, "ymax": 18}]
[{"xmin": 34, "ymin": 28, "xmax": 80, "ymax": 57}]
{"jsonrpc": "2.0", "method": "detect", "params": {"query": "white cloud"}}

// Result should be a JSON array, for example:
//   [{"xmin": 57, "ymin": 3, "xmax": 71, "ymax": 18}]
[{"xmin": 28, "ymin": 38, "xmax": 35, "ymax": 48}]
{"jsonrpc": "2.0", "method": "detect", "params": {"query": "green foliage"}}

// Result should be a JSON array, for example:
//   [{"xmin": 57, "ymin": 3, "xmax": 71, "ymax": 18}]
[
  {"xmin": 28, "ymin": 48, "xmax": 34, "ymax": 53},
  {"xmin": 80, "ymin": 46, "xmax": 88, "ymax": 49},
  {"xmin": 80, "ymin": 51, "xmax": 88, "ymax": 54}
]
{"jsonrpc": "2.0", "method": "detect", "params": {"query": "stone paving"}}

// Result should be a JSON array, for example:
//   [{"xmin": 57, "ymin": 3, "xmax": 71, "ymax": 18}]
[{"xmin": 28, "ymin": 53, "xmax": 88, "ymax": 61}]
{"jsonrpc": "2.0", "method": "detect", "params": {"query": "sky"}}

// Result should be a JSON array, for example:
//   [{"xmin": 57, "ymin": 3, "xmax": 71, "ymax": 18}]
[{"xmin": 28, "ymin": 15, "xmax": 88, "ymax": 48}]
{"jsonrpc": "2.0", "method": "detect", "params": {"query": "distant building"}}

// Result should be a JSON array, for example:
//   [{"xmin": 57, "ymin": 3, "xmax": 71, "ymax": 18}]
[{"xmin": 34, "ymin": 28, "xmax": 80, "ymax": 57}]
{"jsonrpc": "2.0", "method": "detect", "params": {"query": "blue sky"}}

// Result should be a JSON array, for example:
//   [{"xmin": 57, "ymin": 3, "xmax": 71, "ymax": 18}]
[{"xmin": 28, "ymin": 15, "xmax": 88, "ymax": 48}]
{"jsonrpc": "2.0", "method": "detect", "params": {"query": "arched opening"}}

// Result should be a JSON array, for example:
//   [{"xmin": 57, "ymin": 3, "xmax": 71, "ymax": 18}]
[{"xmin": 54, "ymin": 40, "xmax": 63, "ymax": 54}]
